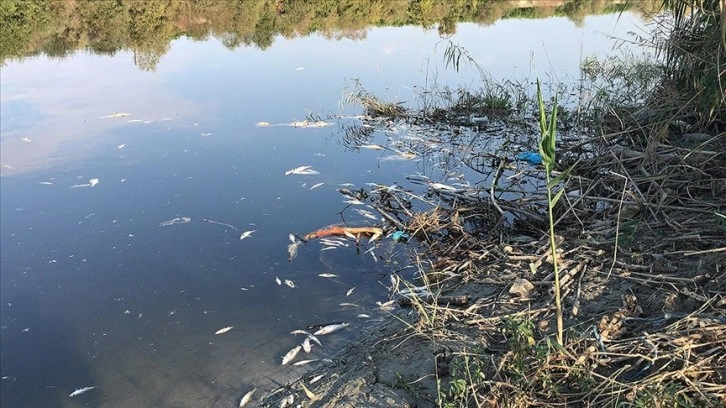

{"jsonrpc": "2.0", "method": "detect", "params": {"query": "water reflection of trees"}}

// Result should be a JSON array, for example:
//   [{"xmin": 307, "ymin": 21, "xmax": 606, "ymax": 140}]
[{"xmin": 0, "ymin": 0, "xmax": 659, "ymax": 71}]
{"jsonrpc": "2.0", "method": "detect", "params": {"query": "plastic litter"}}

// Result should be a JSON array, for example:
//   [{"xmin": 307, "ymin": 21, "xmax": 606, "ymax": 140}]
[
  {"xmin": 517, "ymin": 151, "xmax": 543, "ymax": 165},
  {"xmin": 391, "ymin": 231, "xmax": 410, "ymax": 243}
]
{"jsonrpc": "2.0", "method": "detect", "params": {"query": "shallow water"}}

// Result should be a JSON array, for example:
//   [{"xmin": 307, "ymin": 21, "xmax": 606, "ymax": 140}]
[{"xmin": 0, "ymin": 13, "xmax": 646, "ymax": 408}]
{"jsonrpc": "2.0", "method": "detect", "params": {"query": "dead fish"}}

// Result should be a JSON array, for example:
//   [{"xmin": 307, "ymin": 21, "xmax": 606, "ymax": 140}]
[
  {"xmin": 285, "ymin": 165, "xmax": 320, "ymax": 176},
  {"xmin": 318, "ymin": 273, "xmax": 338, "ymax": 278},
  {"xmin": 309, "ymin": 374, "xmax": 326, "ymax": 384},
  {"xmin": 339, "ymin": 302, "xmax": 358, "ymax": 307},
  {"xmin": 359, "ymin": 144, "xmax": 385, "ymax": 150},
  {"xmin": 288, "ymin": 233, "xmax": 296, "ymax": 243},
  {"xmin": 282, "ymin": 345, "xmax": 302, "ymax": 365},
  {"xmin": 313, "ymin": 322, "xmax": 349, "ymax": 336},
  {"xmin": 302, "ymin": 337, "xmax": 312, "ymax": 353},
  {"xmin": 238, "ymin": 388, "xmax": 256, "ymax": 407},
  {"xmin": 284, "ymin": 279, "xmax": 295, "ymax": 288},
  {"xmin": 287, "ymin": 242, "xmax": 300, "ymax": 262},
  {"xmin": 346, "ymin": 287, "xmax": 355, "ymax": 296},
  {"xmin": 309, "ymin": 182, "xmax": 324, "ymax": 190},
  {"xmin": 89, "ymin": 178, "xmax": 99, "ymax": 187},
  {"xmin": 69, "ymin": 386, "xmax": 95, "ymax": 397},
  {"xmin": 239, "ymin": 230, "xmax": 257, "ymax": 240},
  {"xmin": 301, "ymin": 383, "xmax": 320, "ymax": 401},
  {"xmin": 100, "ymin": 113, "xmax": 131, "ymax": 118},
  {"xmin": 215, "ymin": 326, "xmax": 233, "ymax": 335},
  {"xmin": 306, "ymin": 334, "xmax": 322, "ymax": 347},
  {"xmin": 293, "ymin": 359, "xmax": 318, "ymax": 366},
  {"xmin": 357, "ymin": 314, "xmax": 371, "ymax": 318},
  {"xmin": 275, "ymin": 277, "xmax": 282, "ymax": 285},
  {"xmin": 290, "ymin": 329, "xmax": 311, "ymax": 336},
  {"xmin": 256, "ymin": 121, "xmax": 271, "ymax": 127},
  {"xmin": 280, "ymin": 394, "xmax": 294, "ymax": 408}
]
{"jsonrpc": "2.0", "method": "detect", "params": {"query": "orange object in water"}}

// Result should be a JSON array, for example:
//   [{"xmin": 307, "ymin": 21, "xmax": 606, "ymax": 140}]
[{"xmin": 304, "ymin": 226, "xmax": 383, "ymax": 241}]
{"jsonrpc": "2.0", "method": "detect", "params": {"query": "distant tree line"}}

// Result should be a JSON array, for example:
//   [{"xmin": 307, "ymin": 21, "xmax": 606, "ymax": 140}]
[{"xmin": 0, "ymin": 0, "xmax": 658, "ymax": 71}]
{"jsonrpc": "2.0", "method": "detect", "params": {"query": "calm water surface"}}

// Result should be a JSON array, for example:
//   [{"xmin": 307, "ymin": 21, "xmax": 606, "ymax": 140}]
[{"xmin": 1, "ymin": 15, "xmax": 644, "ymax": 407}]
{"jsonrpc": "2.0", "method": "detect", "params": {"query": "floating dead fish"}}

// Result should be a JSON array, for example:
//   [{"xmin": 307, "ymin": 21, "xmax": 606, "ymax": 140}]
[
  {"xmin": 377, "ymin": 300, "xmax": 396, "ymax": 311},
  {"xmin": 290, "ymin": 329, "xmax": 311, "ymax": 336},
  {"xmin": 275, "ymin": 277, "xmax": 282, "ymax": 285},
  {"xmin": 280, "ymin": 394, "xmax": 294, "ymax": 408},
  {"xmin": 294, "ymin": 66, "xmax": 305, "ymax": 71},
  {"xmin": 359, "ymin": 144, "xmax": 385, "ymax": 150},
  {"xmin": 287, "ymin": 242, "xmax": 300, "ymax": 262},
  {"xmin": 256, "ymin": 121, "xmax": 271, "ymax": 127},
  {"xmin": 342, "ymin": 199, "xmax": 365, "ymax": 205},
  {"xmin": 40, "ymin": 181, "xmax": 53, "ymax": 185},
  {"xmin": 239, "ymin": 230, "xmax": 257, "ymax": 240},
  {"xmin": 100, "ymin": 113, "xmax": 131, "ymax": 118},
  {"xmin": 239, "ymin": 388, "xmax": 256, "ymax": 407},
  {"xmin": 354, "ymin": 209, "xmax": 378, "ymax": 220},
  {"xmin": 346, "ymin": 287, "xmax": 355, "ymax": 296},
  {"xmin": 307, "ymin": 334, "xmax": 322, "ymax": 347},
  {"xmin": 284, "ymin": 279, "xmax": 295, "ymax": 288},
  {"xmin": 301, "ymin": 383, "xmax": 320, "ymax": 402},
  {"xmin": 290, "ymin": 120, "xmax": 330, "ymax": 128},
  {"xmin": 117, "ymin": 144, "xmax": 126, "ymax": 149},
  {"xmin": 69, "ymin": 386, "xmax": 95, "ymax": 397},
  {"xmin": 289, "ymin": 233, "xmax": 296, "ymax": 243},
  {"xmin": 215, "ymin": 326, "xmax": 233, "ymax": 335},
  {"xmin": 339, "ymin": 302, "xmax": 358, "ymax": 307},
  {"xmin": 293, "ymin": 359, "xmax": 318, "ymax": 366},
  {"xmin": 309, "ymin": 182, "xmax": 324, "ymax": 190},
  {"xmin": 282, "ymin": 345, "xmax": 302, "ymax": 365},
  {"xmin": 318, "ymin": 273, "xmax": 338, "ymax": 278},
  {"xmin": 313, "ymin": 322, "xmax": 349, "ymax": 336},
  {"xmin": 357, "ymin": 314, "xmax": 371, "ymax": 318},
  {"xmin": 302, "ymin": 337, "xmax": 312, "ymax": 353},
  {"xmin": 309, "ymin": 374, "xmax": 326, "ymax": 384},
  {"xmin": 159, "ymin": 217, "xmax": 191, "ymax": 226},
  {"xmin": 285, "ymin": 165, "xmax": 320, "ymax": 176},
  {"xmin": 89, "ymin": 178, "xmax": 99, "ymax": 187}
]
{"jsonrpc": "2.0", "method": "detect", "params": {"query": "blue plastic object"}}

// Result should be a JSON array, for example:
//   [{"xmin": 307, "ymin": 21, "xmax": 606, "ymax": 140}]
[
  {"xmin": 517, "ymin": 151, "xmax": 543, "ymax": 165},
  {"xmin": 391, "ymin": 231, "xmax": 410, "ymax": 243}
]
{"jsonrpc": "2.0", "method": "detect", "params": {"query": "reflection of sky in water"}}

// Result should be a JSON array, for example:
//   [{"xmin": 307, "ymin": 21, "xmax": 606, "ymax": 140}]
[{"xmin": 0, "ymin": 14, "xmax": 646, "ymax": 407}]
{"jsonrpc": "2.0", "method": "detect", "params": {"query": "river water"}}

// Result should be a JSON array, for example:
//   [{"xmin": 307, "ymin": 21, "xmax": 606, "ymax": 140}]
[{"xmin": 0, "ymin": 12, "xmax": 646, "ymax": 408}]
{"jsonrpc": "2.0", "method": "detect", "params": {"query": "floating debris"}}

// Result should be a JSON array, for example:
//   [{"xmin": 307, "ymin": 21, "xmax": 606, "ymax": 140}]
[
  {"xmin": 69, "ymin": 386, "xmax": 95, "ymax": 397},
  {"xmin": 215, "ymin": 326, "xmax": 234, "ymax": 335},
  {"xmin": 159, "ymin": 217, "xmax": 191, "ymax": 227},
  {"xmin": 239, "ymin": 230, "xmax": 257, "ymax": 240},
  {"xmin": 282, "ymin": 345, "xmax": 302, "ymax": 365},
  {"xmin": 304, "ymin": 226, "xmax": 383, "ymax": 242}
]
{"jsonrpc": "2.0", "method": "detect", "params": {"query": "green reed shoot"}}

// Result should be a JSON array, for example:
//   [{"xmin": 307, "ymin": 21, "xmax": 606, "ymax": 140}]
[{"xmin": 537, "ymin": 79, "xmax": 566, "ymax": 345}]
